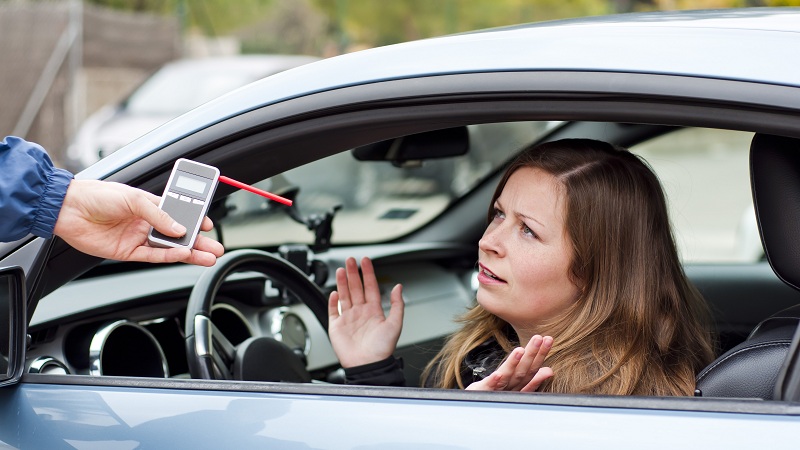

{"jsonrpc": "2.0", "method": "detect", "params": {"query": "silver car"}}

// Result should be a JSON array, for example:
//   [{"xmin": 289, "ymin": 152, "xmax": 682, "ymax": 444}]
[{"xmin": 2, "ymin": 8, "xmax": 800, "ymax": 449}]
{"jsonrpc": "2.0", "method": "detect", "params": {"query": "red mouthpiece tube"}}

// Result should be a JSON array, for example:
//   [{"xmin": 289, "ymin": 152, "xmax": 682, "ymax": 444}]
[{"xmin": 219, "ymin": 176, "xmax": 293, "ymax": 206}]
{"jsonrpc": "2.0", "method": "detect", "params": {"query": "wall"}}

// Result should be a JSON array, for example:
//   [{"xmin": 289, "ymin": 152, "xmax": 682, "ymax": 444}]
[{"xmin": 0, "ymin": 1, "xmax": 180, "ymax": 166}]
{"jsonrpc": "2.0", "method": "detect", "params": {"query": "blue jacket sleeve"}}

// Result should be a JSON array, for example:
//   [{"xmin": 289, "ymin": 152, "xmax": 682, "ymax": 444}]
[{"xmin": 0, "ymin": 136, "xmax": 74, "ymax": 242}]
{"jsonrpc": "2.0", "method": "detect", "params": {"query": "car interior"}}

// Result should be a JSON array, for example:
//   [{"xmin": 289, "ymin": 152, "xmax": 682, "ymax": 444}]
[
  {"xmin": 18, "ymin": 114, "xmax": 800, "ymax": 404},
  {"xmin": 694, "ymin": 134, "xmax": 800, "ymax": 400}
]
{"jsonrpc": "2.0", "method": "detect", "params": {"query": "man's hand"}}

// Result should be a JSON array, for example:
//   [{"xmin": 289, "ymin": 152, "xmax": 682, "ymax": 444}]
[{"xmin": 54, "ymin": 179, "xmax": 224, "ymax": 266}]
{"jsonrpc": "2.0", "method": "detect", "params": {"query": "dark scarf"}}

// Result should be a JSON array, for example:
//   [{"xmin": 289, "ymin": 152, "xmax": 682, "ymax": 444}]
[{"xmin": 462, "ymin": 337, "xmax": 508, "ymax": 384}]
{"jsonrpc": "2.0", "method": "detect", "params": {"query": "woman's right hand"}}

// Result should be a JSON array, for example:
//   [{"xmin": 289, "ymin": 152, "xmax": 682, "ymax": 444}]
[
  {"xmin": 466, "ymin": 335, "xmax": 554, "ymax": 392},
  {"xmin": 327, "ymin": 257, "xmax": 405, "ymax": 368}
]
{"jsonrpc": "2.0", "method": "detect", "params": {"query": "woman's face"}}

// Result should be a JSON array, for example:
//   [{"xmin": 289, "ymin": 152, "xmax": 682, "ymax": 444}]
[{"xmin": 477, "ymin": 167, "xmax": 579, "ymax": 340}]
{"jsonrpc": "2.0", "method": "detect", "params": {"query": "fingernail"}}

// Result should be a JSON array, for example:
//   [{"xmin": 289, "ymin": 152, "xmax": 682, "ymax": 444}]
[{"xmin": 172, "ymin": 222, "xmax": 186, "ymax": 235}]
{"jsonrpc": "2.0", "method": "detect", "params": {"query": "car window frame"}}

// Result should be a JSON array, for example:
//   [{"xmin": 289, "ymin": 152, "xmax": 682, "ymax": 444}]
[{"xmin": 9, "ymin": 70, "xmax": 800, "ymax": 414}]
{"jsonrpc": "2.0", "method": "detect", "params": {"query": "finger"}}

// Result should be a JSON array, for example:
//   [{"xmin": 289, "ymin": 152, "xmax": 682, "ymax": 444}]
[
  {"xmin": 328, "ymin": 291, "xmax": 341, "ymax": 319},
  {"xmin": 128, "ymin": 246, "xmax": 192, "ymax": 264},
  {"xmin": 142, "ymin": 190, "xmax": 216, "ymax": 233},
  {"xmin": 487, "ymin": 371, "xmax": 509, "ymax": 390},
  {"xmin": 512, "ymin": 335, "xmax": 544, "ymax": 389},
  {"xmin": 520, "ymin": 367, "xmax": 554, "ymax": 393},
  {"xmin": 132, "ymin": 191, "xmax": 186, "ymax": 238},
  {"xmin": 193, "ymin": 234, "xmax": 225, "ymax": 257},
  {"xmin": 531, "ymin": 335, "xmax": 553, "ymax": 367},
  {"xmin": 360, "ymin": 257, "xmax": 381, "ymax": 305},
  {"xmin": 345, "ymin": 257, "xmax": 366, "ymax": 305},
  {"xmin": 466, "ymin": 371, "xmax": 507, "ymax": 391},
  {"xmin": 334, "ymin": 267, "xmax": 352, "ymax": 311},
  {"xmin": 386, "ymin": 284, "xmax": 404, "ymax": 327},
  {"xmin": 182, "ymin": 249, "xmax": 220, "ymax": 267},
  {"xmin": 143, "ymin": 190, "xmax": 162, "ymax": 206},
  {"xmin": 490, "ymin": 347, "xmax": 524, "ymax": 389},
  {"xmin": 199, "ymin": 216, "xmax": 214, "ymax": 232},
  {"xmin": 144, "ymin": 191, "xmax": 213, "ymax": 232}
]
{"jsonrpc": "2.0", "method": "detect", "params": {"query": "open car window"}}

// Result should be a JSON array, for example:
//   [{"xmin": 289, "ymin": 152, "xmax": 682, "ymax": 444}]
[{"xmin": 219, "ymin": 121, "xmax": 559, "ymax": 248}]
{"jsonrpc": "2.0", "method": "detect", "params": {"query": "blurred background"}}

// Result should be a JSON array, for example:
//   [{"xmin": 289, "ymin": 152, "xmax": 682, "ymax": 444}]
[{"xmin": 1, "ymin": 0, "xmax": 796, "ymax": 170}]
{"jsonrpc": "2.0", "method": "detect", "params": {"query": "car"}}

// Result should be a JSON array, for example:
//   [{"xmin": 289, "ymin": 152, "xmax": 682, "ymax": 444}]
[
  {"xmin": 3, "ymin": 7, "xmax": 800, "ymax": 448},
  {"xmin": 66, "ymin": 54, "xmax": 319, "ymax": 171}
]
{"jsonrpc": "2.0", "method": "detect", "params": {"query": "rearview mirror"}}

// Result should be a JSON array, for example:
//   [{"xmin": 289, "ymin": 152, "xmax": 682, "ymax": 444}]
[
  {"xmin": 0, "ymin": 266, "xmax": 26, "ymax": 387},
  {"xmin": 352, "ymin": 126, "xmax": 469, "ymax": 167}
]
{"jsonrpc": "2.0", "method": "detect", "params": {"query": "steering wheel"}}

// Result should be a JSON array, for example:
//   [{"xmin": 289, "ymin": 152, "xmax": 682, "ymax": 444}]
[{"xmin": 185, "ymin": 249, "xmax": 329, "ymax": 381}]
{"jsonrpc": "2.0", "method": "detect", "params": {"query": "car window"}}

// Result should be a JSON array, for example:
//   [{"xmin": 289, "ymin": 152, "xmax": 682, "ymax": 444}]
[
  {"xmin": 219, "ymin": 121, "xmax": 559, "ymax": 248},
  {"xmin": 632, "ymin": 128, "xmax": 758, "ymax": 263}
]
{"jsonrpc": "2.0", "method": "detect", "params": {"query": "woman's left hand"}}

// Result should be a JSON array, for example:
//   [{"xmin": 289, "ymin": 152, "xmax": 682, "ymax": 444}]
[{"xmin": 466, "ymin": 335, "xmax": 554, "ymax": 392}]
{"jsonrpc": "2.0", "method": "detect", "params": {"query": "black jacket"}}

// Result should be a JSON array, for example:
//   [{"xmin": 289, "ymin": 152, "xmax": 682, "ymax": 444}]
[{"xmin": 344, "ymin": 338, "xmax": 507, "ymax": 388}]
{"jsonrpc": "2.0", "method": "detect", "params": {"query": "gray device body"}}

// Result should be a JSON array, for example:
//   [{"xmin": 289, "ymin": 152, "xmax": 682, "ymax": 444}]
[{"xmin": 147, "ymin": 158, "xmax": 220, "ymax": 249}]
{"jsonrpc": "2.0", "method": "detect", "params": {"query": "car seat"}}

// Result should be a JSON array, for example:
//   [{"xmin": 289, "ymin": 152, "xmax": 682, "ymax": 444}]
[
  {"xmin": 696, "ymin": 304, "xmax": 800, "ymax": 399},
  {"xmin": 695, "ymin": 133, "xmax": 800, "ymax": 399}
]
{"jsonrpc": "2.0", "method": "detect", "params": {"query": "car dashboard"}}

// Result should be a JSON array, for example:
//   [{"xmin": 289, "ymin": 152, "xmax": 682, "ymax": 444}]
[{"xmin": 25, "ymin": 244, "xmax": 477, "ymax": 385}]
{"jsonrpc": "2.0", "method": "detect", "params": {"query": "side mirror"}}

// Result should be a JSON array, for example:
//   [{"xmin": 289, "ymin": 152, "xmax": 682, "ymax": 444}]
[{"xmin": 0, "ymin": 266, "xmax": 26, "ymax": 387}]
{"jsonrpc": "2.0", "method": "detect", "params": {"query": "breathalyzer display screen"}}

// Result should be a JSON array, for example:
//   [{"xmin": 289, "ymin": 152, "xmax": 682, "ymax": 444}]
[{"xmin": 175, "ymin": 175, "xmax": 207, "ymax": 194}]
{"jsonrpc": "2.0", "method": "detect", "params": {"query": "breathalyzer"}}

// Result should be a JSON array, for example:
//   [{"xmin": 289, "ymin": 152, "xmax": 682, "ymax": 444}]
[{"xmin": 148, "ymin": 158, "xmax": 220, "ymax": 249}]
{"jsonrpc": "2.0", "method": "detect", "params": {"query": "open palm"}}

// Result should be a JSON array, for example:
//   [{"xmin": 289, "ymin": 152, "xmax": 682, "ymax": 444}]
[{"xmin": 327, "ymin": 257, "xmax": 404, "ymax": 368}]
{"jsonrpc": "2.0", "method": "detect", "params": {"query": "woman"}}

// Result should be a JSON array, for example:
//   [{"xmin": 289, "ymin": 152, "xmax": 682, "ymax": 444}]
[{"xmin": 327, "ymin": 138, "xmax": 715, "ymax": 396}]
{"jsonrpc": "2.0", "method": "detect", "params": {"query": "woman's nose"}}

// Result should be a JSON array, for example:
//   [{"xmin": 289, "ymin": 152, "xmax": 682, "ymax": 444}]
[{"xmin": 479, "ymin": 223, "xmax": 505, "ymax": 256}]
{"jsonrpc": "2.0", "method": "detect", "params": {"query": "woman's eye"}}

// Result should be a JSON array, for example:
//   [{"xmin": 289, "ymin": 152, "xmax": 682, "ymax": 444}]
[
  {"xmin": 522, "ymin": 223, "xmax": 536, "ymax": 238},
  {"xmin": 493, "ymin": 208, "xmax": 505, "ymax": 220}
]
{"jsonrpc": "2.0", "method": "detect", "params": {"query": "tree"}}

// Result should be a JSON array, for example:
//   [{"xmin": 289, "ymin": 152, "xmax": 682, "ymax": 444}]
[{"xmin": 88, "ymin": 0, "xmax": 800, "ymax": 55}]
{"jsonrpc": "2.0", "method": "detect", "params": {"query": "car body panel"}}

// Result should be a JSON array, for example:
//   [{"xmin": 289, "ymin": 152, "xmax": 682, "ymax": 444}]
[
  {"xmin": 1, "ymin": 379, "xmax": 799, "ymax": 449},
  {"xmin": 80, "ymin": 8, "xmax": 800, "ymax": 181}
]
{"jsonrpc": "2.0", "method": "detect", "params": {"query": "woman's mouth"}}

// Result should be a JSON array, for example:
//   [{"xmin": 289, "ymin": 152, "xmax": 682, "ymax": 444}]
[{"xmin": 478, "ymin": 263, "xmax": 506, "ymax": 284}]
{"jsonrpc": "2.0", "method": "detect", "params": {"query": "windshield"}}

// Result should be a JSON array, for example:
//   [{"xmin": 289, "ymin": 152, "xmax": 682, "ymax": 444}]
[{"xmin": 218, "ymin": 121, "xmax": 558, "ymax": 248}]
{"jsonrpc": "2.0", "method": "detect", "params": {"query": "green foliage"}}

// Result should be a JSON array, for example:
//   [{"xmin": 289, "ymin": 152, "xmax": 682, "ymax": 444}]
[
  {"xmin": 312, "ymin": 0, "xmax": 613, "ymax": 48},
  {"xmin": 763, "ymin": 0, "xmax": 800, "ymax": 5},
  {"xmin": 87, "ymin": 0, "xmax": 800, "ymax": 55},
  {"xmin": 237, "ymin": 0, "xmax": 329, "ymax": 55}
]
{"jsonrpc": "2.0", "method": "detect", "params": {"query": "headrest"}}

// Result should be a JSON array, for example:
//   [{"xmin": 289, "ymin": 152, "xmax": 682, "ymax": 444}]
[{"xmin": 751, "ymin": 133, "xmax": 800, "ymax": 290}]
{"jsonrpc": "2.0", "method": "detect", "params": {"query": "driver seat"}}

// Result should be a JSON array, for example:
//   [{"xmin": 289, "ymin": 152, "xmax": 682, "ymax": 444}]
[
  {"xmin": 695, "ymin": 133, "xmax": 800, "ymax": 399},
  {"xmin": 695, "ymin": 304, "xmax": 800, "ymax": 399}
]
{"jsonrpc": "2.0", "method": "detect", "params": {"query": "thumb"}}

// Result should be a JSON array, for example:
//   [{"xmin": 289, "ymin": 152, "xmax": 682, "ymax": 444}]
[
  {"xmin": 386, "ymin": 283, "xmax": 405, "ymax": 326},
  {"xmin": 131, "ymin": 191, "xmax": 186, "ymax": 237}
]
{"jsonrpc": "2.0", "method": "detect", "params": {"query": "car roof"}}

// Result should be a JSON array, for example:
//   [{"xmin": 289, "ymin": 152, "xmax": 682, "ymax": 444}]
[{"xmin": 81, "ymin": 7, "xmax": 800, "ymax": 180}]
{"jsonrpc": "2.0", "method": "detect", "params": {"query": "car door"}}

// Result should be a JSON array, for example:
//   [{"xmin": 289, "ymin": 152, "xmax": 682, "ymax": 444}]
[{"xmin": 3, "ymin": 68, "xmax": 800, "ymax": 448}]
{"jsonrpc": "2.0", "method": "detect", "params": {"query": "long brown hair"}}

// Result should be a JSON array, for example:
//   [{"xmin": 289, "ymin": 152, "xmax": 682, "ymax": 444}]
[{"xmin": 422, "ymin": 138, "xmax": 715, "ymax": 395}]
